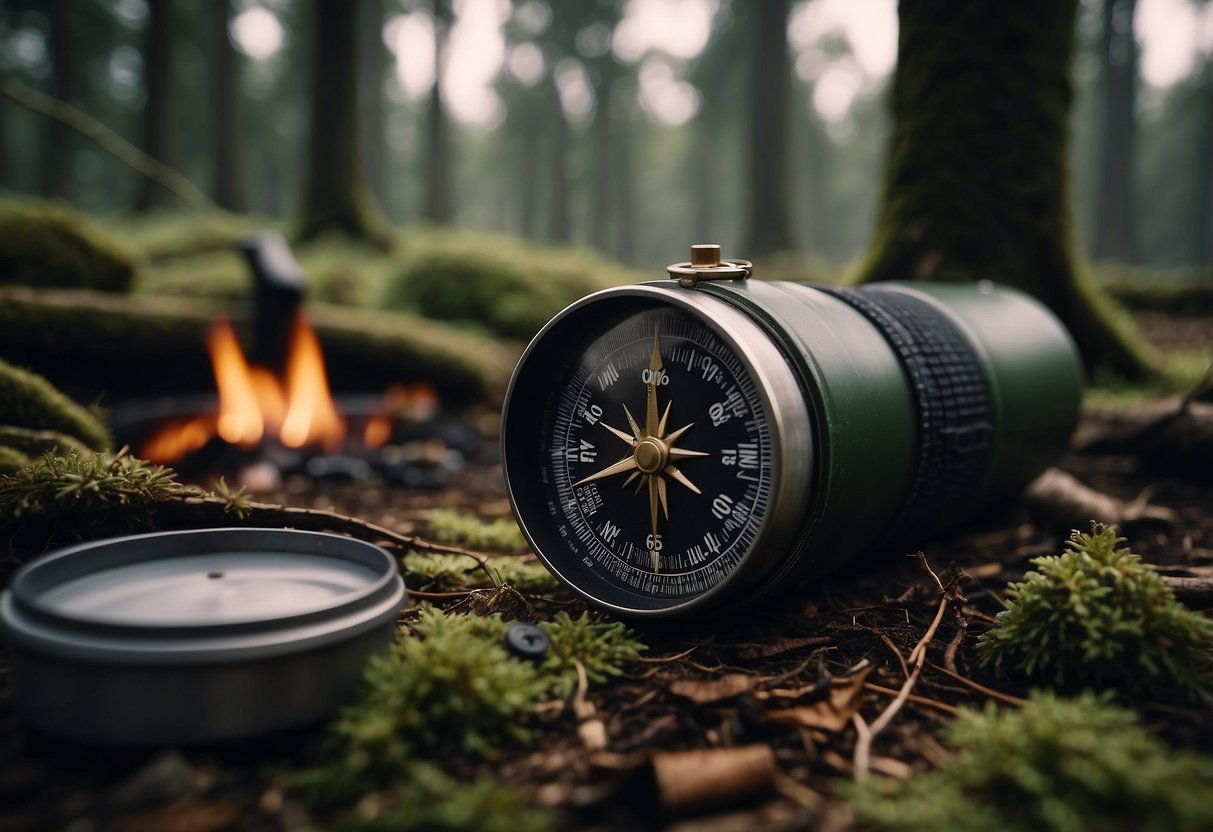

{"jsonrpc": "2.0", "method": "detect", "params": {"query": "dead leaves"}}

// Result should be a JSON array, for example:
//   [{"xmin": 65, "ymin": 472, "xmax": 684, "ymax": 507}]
[
  {"xmin": 668, "ymin": 662, "xmax": 871, "ymax": 735},
  {"xmin": 651, "ymin": 745, "xmax": 776, "ymax": 816}
]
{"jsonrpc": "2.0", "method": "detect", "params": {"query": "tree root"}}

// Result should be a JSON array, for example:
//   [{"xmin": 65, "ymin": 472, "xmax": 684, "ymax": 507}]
[
  {"xmin": 1076, "ymin": 396, "xmax": 1213, "ymax": 479},
  {"xmin": 1024, "ymin": 467, "xmax": 1177, "ymax": 536}
]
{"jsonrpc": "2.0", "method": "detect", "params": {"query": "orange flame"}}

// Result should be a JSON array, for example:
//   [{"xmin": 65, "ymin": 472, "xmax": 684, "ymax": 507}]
[{"xmin": 141, "ymin": 314, "xmax": 348, "ymax": 462}]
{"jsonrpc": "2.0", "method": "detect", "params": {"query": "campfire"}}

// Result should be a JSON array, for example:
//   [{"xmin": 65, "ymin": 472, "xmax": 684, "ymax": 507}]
[{"xmin": 124, "ymin": 233, "xmax": 463, "ymax": 487}]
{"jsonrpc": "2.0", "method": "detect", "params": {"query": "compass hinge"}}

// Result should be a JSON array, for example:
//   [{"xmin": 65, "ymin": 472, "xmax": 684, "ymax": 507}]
[{"xmin": 667, "ymin": 244, "xmax": 752, "ymax": 287}]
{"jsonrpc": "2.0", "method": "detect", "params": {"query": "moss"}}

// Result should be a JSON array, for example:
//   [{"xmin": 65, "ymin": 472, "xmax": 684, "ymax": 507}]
[
  {"xmin": 284, "ymin": 607, "xmax": 643, "ymax": 802},
  {"xmin": 977, "ymin": 524, "xmax": 1213, "ymax": 701},
  {"xmin": 401, "ymin": 551, "xmax": 558, "ymax": 594},
  {"xmin": 426, "ymin": 508, "xmax": 527, "ymax": 551},
  {"xmin": 850, "ymin": 691, "xmax": 1213, "ymax": 832},
  {"xmin": 0, "ymin": 197, "xmax": 136, "ymax": 293},
  {"xmin": 381, "ymin": 232, "xmax": 639, "ymax": 340},
  {"xmin": 333, "ymin": 763, "xmax": 552, "ymax": 832},
  {"xmin": 854, "ymin": 0, "xmax": 1157, "ymax": 380},
  {"xmin": 0, "ymin": 445, "xmax": 31, "ymax": 475},
  {"xmin": 0, "ymin": 358, "xmax": 110, "ymax": 451},
  {"xmin": 0, "ymin": 449, "xmax": 183, "ymax": 528}
]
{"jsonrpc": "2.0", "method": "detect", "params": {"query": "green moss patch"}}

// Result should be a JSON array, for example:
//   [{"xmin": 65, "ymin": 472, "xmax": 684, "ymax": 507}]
[
  {"xmin": 0, "ymin": 197, "xmax": 136, "ymax": 293},
  {"xmin": 0, "ymin": 358, "xmax": 110, "ymax": 451}
]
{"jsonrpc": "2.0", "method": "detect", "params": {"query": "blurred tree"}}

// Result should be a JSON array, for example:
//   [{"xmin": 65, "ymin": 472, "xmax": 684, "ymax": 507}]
[
  {"xmin": 742, "ymin": 0, "xmax": 796, "ymax": 259},
  {"xmin": 1197, "ymin": 57, "xmax": 1213, "ymax": 265},
  {"xmin": 136, "ymin": 0, "xmax": 176, "ymax": 210},
  {"xmin": 297, "ymin": 0, "xmax": 389, "ymax": 246},
  {"xmin": 209, "ymin": 0, "xmax": 244, "ymax": 212},
  {"xmin": 41, "ymin": 0, "xmax": 74, "ymax": 200},
  {"xmin": 359, "ymin": 0, "xmax": 388, "ymax": 208},
  {"xmin": 857, "ymin": 0, "xmax": 1154, "ymax": 378},
  {"xmin": 1093, "ymin": 0, "xmax": 1139, "ymax": 261},
  {"xmin": 422, "ymin": 0, "xmax": 455, "ymax": 224}
]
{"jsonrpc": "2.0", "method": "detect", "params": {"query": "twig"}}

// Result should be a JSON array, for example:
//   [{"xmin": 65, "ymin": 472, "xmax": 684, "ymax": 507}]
[
  {"xmin": 875, "ymin": 631, "xmax": 910, "ymax": 680},
  {"xmin": 852, "ymin": 553, "xmax": 951, "ymax": 781},
  {"xmin": 636, "ymin": 643, "xmax": 702, "ymax": 663},
  {"xmin": 929, "ymin": 663, "xmax": 1027, "ymax": 707},
  {"xmin": 863, "ymin": 682, "xmax": 958, "ymax": 716},
  {"xmin": 0, "ymin": 77, "xmax": 220, "ymax": 216}
]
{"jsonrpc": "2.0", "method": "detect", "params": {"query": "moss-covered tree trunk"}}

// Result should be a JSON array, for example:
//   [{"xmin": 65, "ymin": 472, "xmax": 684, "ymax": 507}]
[
  {"xmin": 42, "ymin": 0, "xmax": 75, "ymax": 201},
  {"xmin": 421, "ymin": 0, "xmax": 454, "ymax": 225},
  {"xmin": 856, "ymin": 0, "xmax": 1155, "ymax": 379},
  {"xmin": 296, "ymin": 0, "xmax": 388, "ymax": 247},
  {"xmin": 1196, "ymin": 59, "xmax": 1213, "ymax": 267}
]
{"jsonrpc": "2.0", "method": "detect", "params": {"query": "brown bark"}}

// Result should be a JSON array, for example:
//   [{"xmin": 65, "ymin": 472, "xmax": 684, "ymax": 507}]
[
  {"xmin": 210, "ymin": 0, "xmax": 245, "ymax": 212},
  {"xmin": 742, "ymin": 0, "xmax": 796, "ymax": 259},
  {"xmin": 1093, "ymin": 0, "xmax": 1139, "ymax": 262},
  {"xmin": 421, "ymin": 0, "xmax": 455, "ymax": 224},
  {"xmin": 136, "ymin": 0, "xmax": 176, "ymax": 211}
]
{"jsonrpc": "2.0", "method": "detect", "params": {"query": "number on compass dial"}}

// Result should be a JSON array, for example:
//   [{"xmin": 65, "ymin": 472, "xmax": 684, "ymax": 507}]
[{"xmin": 548, "ymin": 309, "xmax": 773, "ymax": 601}]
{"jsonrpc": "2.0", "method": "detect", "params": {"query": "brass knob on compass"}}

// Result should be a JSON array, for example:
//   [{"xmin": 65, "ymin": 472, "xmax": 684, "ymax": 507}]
[{"xmin": 667, "ymin": 244, "xmax": 753, "ymax": 288}]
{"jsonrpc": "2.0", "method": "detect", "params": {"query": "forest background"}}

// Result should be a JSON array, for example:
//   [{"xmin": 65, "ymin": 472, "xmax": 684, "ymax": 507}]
[{"xmin": 1, "ymin": 0, "xmax": 1210, "ymax": 275}]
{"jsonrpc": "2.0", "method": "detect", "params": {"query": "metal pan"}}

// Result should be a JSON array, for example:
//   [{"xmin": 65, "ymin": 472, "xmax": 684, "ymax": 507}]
[{"xmin": 0, "ymin": 527, "xmax": 406, "ymax": 744}]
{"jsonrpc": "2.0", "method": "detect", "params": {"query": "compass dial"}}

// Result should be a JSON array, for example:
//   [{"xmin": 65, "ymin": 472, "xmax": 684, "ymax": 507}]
[{"xmin": 503, "ymin": 287, "xmax": 812, "ymax": 617}]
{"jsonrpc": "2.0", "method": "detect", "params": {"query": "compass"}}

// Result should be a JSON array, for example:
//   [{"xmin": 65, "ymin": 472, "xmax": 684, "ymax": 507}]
[{"xmin": 502, "ymin": 245, "xmax": 1083, "ymax": 619}]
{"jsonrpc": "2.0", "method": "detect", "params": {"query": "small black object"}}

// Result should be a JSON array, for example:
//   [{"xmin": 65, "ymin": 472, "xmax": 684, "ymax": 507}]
[
  {"xmin": 505, "ymin": 623, "xmax": 550, "ymax": 662},
  {"xmin": 241, "ymin": 230, "xmax": 306, "ymax": 374}
]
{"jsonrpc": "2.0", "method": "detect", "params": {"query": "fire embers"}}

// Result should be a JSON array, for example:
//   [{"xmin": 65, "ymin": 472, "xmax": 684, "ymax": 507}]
[{"xmin": 138, "ymin": 314, "xmax": 468, "ymax": 490}]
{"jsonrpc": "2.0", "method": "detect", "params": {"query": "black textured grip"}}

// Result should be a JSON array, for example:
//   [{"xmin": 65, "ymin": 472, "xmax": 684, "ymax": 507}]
[{"xmin": 815, "ymin": 286, "xmax": 994, "ymax": 544}]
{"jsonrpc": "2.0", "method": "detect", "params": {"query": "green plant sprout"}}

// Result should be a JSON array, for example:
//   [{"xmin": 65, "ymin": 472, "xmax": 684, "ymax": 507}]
[
  {"xmin": 426, "ymin": 508, "xmax": 528, "ymax": 551},
  {"xmin": 850, "ymin": 692, "xmax": 1213, "ymax": 832},
  {"xmin": 977, "ymin": 524, "xmax": 1213, "ymax": 701},
  {"xmin": 401, "ymin": 551, "xmax": 557, "ymax": 594}
]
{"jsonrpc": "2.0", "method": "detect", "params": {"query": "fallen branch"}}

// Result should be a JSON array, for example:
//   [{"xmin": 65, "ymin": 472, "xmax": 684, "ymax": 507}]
[
  {"xmin": 0, "ymin": 76, "xmax": 219, "ymax": 215},
  {"xmin": 1077, "ymin": 395, "xmax": 1213, "ymax": 478},
  {"xmin": 1024, "ymin": 467, "xmax": 1177, "ymax": 535}
]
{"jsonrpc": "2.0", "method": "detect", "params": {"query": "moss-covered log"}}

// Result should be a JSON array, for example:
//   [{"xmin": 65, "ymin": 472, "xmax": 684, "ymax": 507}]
[
  {"xmin": 0, "ymin": 198, "xmax": 136, "ymax": 292},
  {"xmin": 855, "ymin": 0, "xmax": 1156, "ymax": 380},
  {"xmin": 0, "ymin": 358, "xmax": 110, "ymax": 450},
  {"xmin": 0, "ymin": 286, "xmax": 515, "ymax": 405}
]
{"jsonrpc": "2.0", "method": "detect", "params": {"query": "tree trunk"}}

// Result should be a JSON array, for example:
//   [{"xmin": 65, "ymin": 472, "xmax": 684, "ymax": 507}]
[
  {"xmin": 359, "ymin": 0, "xmax": 388, "ymax": 209},
  {"xmin": 742, "ymin": 0, "xmax": 796, "ymax": 260},
  {"xmin": 297, "ymin": 0, "xmax": 388, "ymax": 246},
  {"xmin": 42, "ymin": 0, "xmax": 74, "ymax": 200},
  {"xmin": 547, "ymin": 78, "xmax": 571, "ymax": 244},
  {"xmin": 613, "ymin": 110, "xmax": 636, "ymax": 265},
  {"xmin": 1195, "ymin": 59, "xmax": 1213, "ymax": 267},
  {"xmin": 209, "ymin": 0, "xmax": 244, "ymax": 212},
  {"xmin": 856, "ymin": 0, "xmax": 1155, "ymax": 379},
  {"xmin": 136, "ymin": 0, "xmax": 175, "ymax": 211},
  {"xmin": 1092, "ymin": 0, "xmax": 1139, "ymax": 262},
  {"xmin": 422, "ymin": 0, "xmax": 454, "ymax": 225},
  {"xmin": 590, "ymin": 73, "xmax": 616, "ymax": 253}
]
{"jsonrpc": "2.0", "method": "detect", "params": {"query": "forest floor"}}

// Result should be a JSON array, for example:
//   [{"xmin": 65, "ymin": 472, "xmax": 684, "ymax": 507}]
[{"xmin": 1, "ymin": 312, "xmax": 1211, "ymax": 832}]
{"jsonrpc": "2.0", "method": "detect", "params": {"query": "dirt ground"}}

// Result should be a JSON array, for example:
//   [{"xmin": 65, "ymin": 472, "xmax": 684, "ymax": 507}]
[{"xmin": 1, "ymin": 314, "xmax": 1210, "ymax": 832}]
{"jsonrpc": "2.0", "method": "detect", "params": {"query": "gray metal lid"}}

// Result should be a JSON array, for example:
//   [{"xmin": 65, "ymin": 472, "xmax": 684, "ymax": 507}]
[{"xmin": 0, "ymin": 528, "xmax": 406, "ymax": 665}]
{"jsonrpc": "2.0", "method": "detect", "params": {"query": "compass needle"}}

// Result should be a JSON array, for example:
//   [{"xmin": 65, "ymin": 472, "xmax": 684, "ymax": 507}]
[
  {"xmin": 601, "ymin": 421, "xmax": 637, "ymax": 446},
  {"xmin": 665, "ymin": 464, "xmax": 702, "ymax": 495},
  {"xmin": 648, "ymin": 475, "xmax": 661, "ymax": 573},
  {"xmin": 645, "ymin": 325, "xmax": 662, "ymax": 437},
  {"xmin": 668, "ymin": 447, "xmax": 710, "ymax": 460},
  {"xmin": 622, "ymin": 404, "xmax": 643, "ymax": 439},
  {"xmin": 658, "ymin": 401, "xmax": 671, "ymax": 438},
  {"xmin": 657, "ymin": 474, "xmax": 669, "ymax": 520},
  {"xmin": 622, "ymin": 471, "xmax": 640, "ymax": 489},
  {"xmin": 574, "ymin": 455, "xmax": 638, "ymax": 486},
  {"xmin": 664, "ymin": 422, "xmax": 695, "ymax": 445}
]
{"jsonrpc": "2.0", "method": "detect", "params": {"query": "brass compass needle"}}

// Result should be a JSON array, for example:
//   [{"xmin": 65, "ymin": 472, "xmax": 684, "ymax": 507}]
[
  {"xmin": 600, "ymin": 421, "xmax": 637, "ymax": 447},
  {"xmin": 574, "ymin": 455, "xmax": 638, "ymax": 486},
  {"xmin": 622, "ymin": 404, "xmax": 643, "ymax": 439},
  {"xmin": 668, "ymin": 447, "xmax": 710, "ymax": 460},
  {"xmin": 657, "ymin": 401, "xmax": 671, "ymax": 438},
  {"xmin": 664, "ymin": 422, "xmax": 695, "ymax": 446},
  {"xmin": 666, "ymin": 464, "xmax": 702, "ymax": 495},
  {"xmin": 648, "ymin": 475, "xmax": 661, "ymax": 573},
  {"xmin": 657, "ymin": 474, "xmax": 669, "ymax": 520},
  {"xmin": 645, "ymin": 325, "xmax": 662, "ymax": 437},
  {"xmin": 622, "ymin": 471, "xmax": 640, "ymax": 489}
]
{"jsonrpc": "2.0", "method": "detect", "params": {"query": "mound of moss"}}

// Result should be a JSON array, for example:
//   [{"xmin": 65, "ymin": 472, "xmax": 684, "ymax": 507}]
[
  {"xmin": 0, "ymin": 358, "xmax": 109, "ymax": 451},
  {"xmin": 382, "ymin": 234, "xmax": 639, "ymax": 340},
  {"xmin": 851, "ymin": 691, "xmax": 1213, "ymax": 832},
  {"xmin": 0, "ymin": 198, "xmax": 136, "ymax": 293},
  {"xmin": 978, "ymin": 524, "xmax": 1213, "ymax": 701}
]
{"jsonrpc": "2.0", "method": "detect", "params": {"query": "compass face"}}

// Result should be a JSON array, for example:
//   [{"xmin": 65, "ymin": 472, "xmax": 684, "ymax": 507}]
[{"xmin": 504, "ymin": 288, "xmax": 810, "ymax": 615}]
